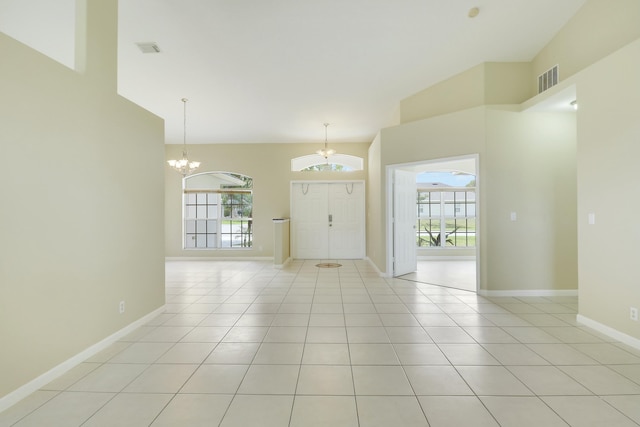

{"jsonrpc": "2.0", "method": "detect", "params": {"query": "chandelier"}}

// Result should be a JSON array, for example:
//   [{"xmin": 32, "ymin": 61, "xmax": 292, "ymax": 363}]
[
  {"xmin": 316, "ymin": 123, "xmax": 336, "ymax": 159},
  {"xmin": 167, "ymin": 98, "xmax": 200, "ymax": 176}
]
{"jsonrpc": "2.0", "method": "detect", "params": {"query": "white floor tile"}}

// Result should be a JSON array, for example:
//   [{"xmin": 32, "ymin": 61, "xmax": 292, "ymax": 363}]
[
  {"xmin": 180, "ymin": 364, "xmax": 248, "ymax": 393},
  {"xmin": 156, "ymin": 342, "xmax": 216, "ymax": 363},
  {"xmin": 543, "ymin": 396, "xmax": 639, "ymax": 427},
  {"xmin": 151, "ymin": 394, "xmax": 233, "ymax": 427},
  {"xmin": 456, "ymin": 366, "xmax": 534, "ymax": 396},
  {"xmin": 82, "ymin": 393, "xmax": 172, "ymax": 427},
  {"xmin": 350, "ymin": 343, "xmax": 399, "ymax": 365},
  {"xmin": 559, "ymin": 365, "xmax": 640, "ymax": 395},
  {"xmin": 352, "ymin": 366, "xmax": 414, "ymax": 395},
  {"xmin": 419, "ymin": 396, "xmax": 499, "ymax": 427},
  {"xmin": 68, "ymin": 363, "xmax": 148, "ymax": 392},
  {"xmin": 290, "ymin": 396, "xmax": 358, "ymax": 427},
  {"xmin": 108, "ymin": 342, "xmax": 173, "ymax": 364},
  {"xmin": 506, "ymin": 366, "xmax": 592, "ymax": 395},
  {"xmin": 356, "ymin": 396, "xmax": 429, "ymax": 427},
  {"xmin": 0, "ymin": 391, "xmax": 58, "ymax": 426},
  {"xmin": 297, "ymin": 365, "xmax": 354, "ymax": 395},
  {"xmin": 393, "ymin": 344, "xmax": 450, "ymax": 365},
  {"xmin": 123, "ymin": 364, "xmax": 198, "ymax": 393},
  {"xmin": 404, "ymin": 366, "xmax": 473, "ymax": 395},
  {"xmin": 237, "ymin": 364, "xmax": 299, "ymax": 394},
  {"xmin": 12, "ymin": 392, "xmax": 114, "ymax": 427},
  {"xmin": 220, "ymin": 395, "xmax": 294, "ymax": 427},
  {"xmin": 302, "ymin": 343, "xmax": 351, "ymax": 365},
  {"xmin": 6, "ymin": 260, "xmax": 640, "ymax": 427},
  {"xmin": 253, "ymin": 342, "xmax": 304, "ymax": 364},
  {"xmin": 480, "ymin": 396, "xmax": 569, "ymax": 427},
  {"xmin": 602, "ymin": 395, "xmax": 640, "ymax": 424},
  {"xmin": 204, "ymin": 342, "xmax": 260, "ymax": 364}
]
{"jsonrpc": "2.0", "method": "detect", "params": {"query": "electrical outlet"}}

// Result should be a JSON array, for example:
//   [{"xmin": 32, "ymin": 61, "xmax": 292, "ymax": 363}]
[
  {"xmin": 631, "ymin": 307, "xmax": 638, "ymax": 322},
  {"xmin": 119, "ymin": 301, "xmax": 125, "ymax": 314}
]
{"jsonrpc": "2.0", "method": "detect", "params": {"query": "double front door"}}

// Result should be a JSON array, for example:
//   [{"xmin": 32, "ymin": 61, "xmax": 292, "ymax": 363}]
[{"xmin": 291, "ymin": 182, "xmax": 364, "ymax": 259}]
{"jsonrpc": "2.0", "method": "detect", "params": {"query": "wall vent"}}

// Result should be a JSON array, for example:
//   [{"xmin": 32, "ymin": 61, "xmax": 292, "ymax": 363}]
[
  {"xmin": 538, "ymin": 65, "xmax": 559, "ymax": 94},
  {"xmin": 136, "ymin": 42, "xmax": 161, "ymax": 53}
]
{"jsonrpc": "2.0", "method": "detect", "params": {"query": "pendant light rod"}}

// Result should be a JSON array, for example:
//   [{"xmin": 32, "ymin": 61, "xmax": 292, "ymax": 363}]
[
  {"xmin": 182, "ymin": 98, "xmax": 188, "ymax": 156},
  {"xmin": 317, "ymin": 122, "xmax": 336, "ymax": 159},
  {"xmin": 167, "ymin": 97, "xmax": 201, "ymax": 176}
]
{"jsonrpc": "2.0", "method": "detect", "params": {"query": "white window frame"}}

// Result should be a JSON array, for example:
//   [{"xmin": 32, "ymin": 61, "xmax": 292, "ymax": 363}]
[{"xmin": 417, "ymin": 187, "xmax": 476, "ymax": 248}]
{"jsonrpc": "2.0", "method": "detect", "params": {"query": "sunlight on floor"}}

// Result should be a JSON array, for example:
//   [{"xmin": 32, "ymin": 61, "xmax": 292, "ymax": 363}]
[{"xmin": 398, "ymin": 260, "xmax": 476, "ymax": 292}]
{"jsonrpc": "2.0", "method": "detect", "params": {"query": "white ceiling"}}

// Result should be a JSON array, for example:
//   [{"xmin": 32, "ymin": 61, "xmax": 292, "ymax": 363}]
[
  {"xmin": 5, "ymin": 0, "xmax": 588, "ymax": 146},
  {"xmin": 117, "ymin": 0, "xmax": 588, "ymax": 145}
]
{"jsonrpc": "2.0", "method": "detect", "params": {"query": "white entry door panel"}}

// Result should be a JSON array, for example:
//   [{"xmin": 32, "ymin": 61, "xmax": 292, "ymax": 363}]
[
  {"xmin": 329, "ymin": 182, "xmax": 365, "ymax": 259},
  {"xmin": 291, "ymin": 183, "xmax": 329, "ymax": 259},
  {"xmin": 393, "ymin": 170, "xmax": 417, "ymax": 276},
  {"xmin": 292, "ymin": 182, "xmax": 364, "ymax": 259}
]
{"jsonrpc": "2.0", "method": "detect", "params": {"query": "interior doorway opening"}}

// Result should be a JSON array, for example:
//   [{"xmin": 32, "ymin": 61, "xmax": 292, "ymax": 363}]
[{"xmin": 387, "ymin": 155, "xmax": 479, "ymax": 293}]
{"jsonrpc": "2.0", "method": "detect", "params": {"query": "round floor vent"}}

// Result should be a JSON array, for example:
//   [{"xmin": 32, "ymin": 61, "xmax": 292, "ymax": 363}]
[{"xmin": 315, "ymin": 263, "xmax": 342, "ymax": 268}]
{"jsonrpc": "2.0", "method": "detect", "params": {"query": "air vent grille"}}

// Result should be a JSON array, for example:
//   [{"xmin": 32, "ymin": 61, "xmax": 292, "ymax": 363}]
[
  {"xmin": 136, "ymin": 42, "xmax": 161, "ymax": 54},
  {"xmin": 538, "ymin": 65, "xmax": 559, "ymax": 94}
]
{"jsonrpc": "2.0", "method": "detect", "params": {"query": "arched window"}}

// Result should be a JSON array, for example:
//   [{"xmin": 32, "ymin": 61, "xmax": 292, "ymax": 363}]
[
  {"xmin": 291, "ymin": 154, "xmax": 363, "ymax": 172},
  {"xmin": 183, "ymin": 172, "xmax": 253, "ymax": 249}
]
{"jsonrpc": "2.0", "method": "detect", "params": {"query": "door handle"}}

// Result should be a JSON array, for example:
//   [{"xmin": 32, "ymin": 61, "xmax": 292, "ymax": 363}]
[{"xmin": 329, "ymin": 214, "xmax": 332, "ymax": 226}]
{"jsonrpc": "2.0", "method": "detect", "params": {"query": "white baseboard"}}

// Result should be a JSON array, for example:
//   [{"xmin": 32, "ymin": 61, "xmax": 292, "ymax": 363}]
[
  {"xmin": 165, "ymin": 256, "xmax": 273, "ymax": 262},
  {"xmin": 577, "ymin": 314, "xmax": 640, "ymax": 351},
  {"xmin": 0, "ymin": 305, "xmax": 166, "ymax": 413},
  {"xmin": 418, "ymin": 256, "xmax": 476, "ymax": 261},
  {"xmin": 273, "ymin": 257, "xmax": 292, "ymax": 269},
  {"xmin": 478, "ymin": 289, "xmax": 578, "ymax": 298},
  {"xmin": 364, "ymin": 257, "xmax": 388, "ymax": 278}
]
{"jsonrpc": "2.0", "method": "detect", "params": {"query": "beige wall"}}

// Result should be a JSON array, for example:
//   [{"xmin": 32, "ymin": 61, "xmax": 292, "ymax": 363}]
[
  {"xmin": 165, "ymin": 143, "xmax": 370, "ymax": 258},
  {"xmin": 374, "ymin": 108, "xmax": 487, "ymax": 281},
  {"xmin": 0, "ymin": 0, "xmax": 165, "ymax": 400},
  {"xmin": 485, "ymin": 108, "xmax": 577, "ymax": 291},
  {"xmin": 399, "ymin": 63, "xmax": 531, "ymax": 124},
  {"xmin": 371, "ymin": 106, "xmax": 577, "ymax": 293},
  {"xmin": 532, "ymin": 0, "xmax": 640, "ymax": 93},
  {"xmin": 366, "ymin": 134, "xmax": 383, "ymax": 269},
  {"xmin": 576, "ymin": 38, "xmax": 640, "ymax": 339}
]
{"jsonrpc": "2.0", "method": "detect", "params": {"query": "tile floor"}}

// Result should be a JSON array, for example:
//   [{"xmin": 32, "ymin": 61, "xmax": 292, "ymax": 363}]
[
  {"xmin": 2, "ymin": 259, "xmax": 640, "ymax": 426},
  {"xmin": 398, "ymin": 260, "xmax": 476, "ymax": 292}
]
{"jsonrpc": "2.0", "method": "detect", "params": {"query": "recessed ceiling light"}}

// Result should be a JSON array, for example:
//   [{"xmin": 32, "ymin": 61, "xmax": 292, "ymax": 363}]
[
  {"xmin": 136, "ymin": 42, "xmax": 161, "ymax": 53},
  {"xmin": 468, "ymin": 7, "xmax": 480, "ymax": 18}
]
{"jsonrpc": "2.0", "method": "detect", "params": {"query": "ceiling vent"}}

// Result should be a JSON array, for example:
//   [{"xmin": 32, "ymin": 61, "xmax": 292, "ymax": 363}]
[
  {"xmin": 136, "ymin": 42, "xmax": 161, "ymax": 53},
  {"xmin": 538, "ymin": 65, "xmax": 559, "ymax": 94}
]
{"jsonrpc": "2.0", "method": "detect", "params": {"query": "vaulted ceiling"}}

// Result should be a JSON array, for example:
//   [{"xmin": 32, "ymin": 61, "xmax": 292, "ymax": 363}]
[
  {"xmin": 0, "ymin": 0, "xmax": 587, "ymax": 145},
  {"xmin": 114, "ymin": 0, "xmax": 586, "ymax": 145}
]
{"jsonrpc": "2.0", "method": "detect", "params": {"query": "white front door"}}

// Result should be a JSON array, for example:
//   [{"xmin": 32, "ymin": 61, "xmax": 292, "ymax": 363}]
[
  {"xmin": 328, "ymin": 182, "xmax": 365, "ymax": 259},
  {"xmin": 291, "ymin": 182, "xmax": 364, "ymax": 259},
  {"xmin": 393, "ymin": 169, "xmax": 417, "ymax": 276},
  {"xmin": 291, "ymin": 183, "xmax": 329, "ymax": 259}
]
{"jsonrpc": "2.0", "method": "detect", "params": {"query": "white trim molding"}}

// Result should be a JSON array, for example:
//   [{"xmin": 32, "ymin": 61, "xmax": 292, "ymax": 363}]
[
  {"xmin": 364, "ymin": 257, "xmax": 388, "ymax": 278},
  {"xmin": 0, "ymin": 305, "xmax": 166, "ymax": 413},
  {"xmin": 577, "ymin": 315, "xmax": 640, "ymax": 352},
  {"xmin": 273, "ymin": 257, "xmax": 292, "ymax": 269},
  {"xmin": 478, "ymin": 289, "xmax": 578, "ymax": 298},
  {"xmin": 291, "ymin": 154, "xmax": 364, "ymax": 171},
  {"xmin": 165, "ymin": 256, "xmax": 273, "ymax": 262}
]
